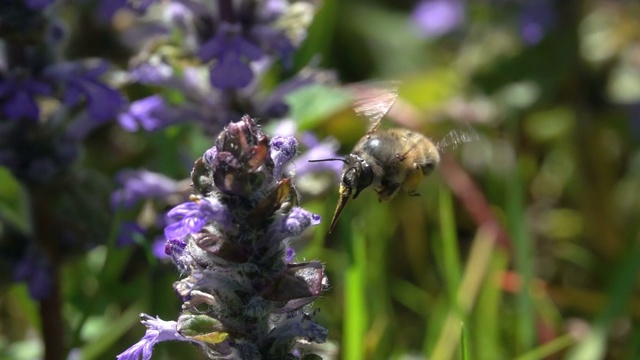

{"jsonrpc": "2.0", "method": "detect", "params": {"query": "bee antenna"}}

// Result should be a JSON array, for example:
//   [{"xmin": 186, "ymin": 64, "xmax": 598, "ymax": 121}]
[{"xmin": 308, "ymin": 157, "xmax": 346, "ymax": 163}]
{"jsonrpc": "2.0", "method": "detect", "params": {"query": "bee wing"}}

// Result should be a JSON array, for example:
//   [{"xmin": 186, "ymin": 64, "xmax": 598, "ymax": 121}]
[
  {"xmin": 436, "ymin": 122, "xmax": 479, "ymax": 152},
  {"xmin": 347, "ymin": 80, "xmax": 400, "ymax": 135}
]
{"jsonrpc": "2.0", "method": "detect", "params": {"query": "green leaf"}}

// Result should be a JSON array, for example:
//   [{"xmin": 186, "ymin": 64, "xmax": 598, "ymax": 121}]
[{"xmin": 285, "ymin": 84, "xmax": 352, "ymax": 130}]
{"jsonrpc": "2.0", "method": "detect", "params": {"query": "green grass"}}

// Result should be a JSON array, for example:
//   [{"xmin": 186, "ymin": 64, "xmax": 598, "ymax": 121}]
[{"xmin": 343, "ymin": 222, "xmax": 368, "ymax": 360}]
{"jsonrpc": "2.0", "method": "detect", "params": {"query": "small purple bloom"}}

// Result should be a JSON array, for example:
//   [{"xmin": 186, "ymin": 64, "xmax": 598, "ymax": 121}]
[
  {"xmin": 280, "ymin": 207, "xmax": 321, "ymax": 237},
  {"xmin": 153, "ymin": 236, "xmax": 169, "ymax": 260},
  {"xmin": 250, "ymin": 25, "xmax": 295, "ymax": 68},
  {"xmin": 98, "ymin": 0, "xmax": 155, "ymax": 21},
  {"xmin": 198, "ymin": 22, "xmax": 263, "ymax": 90},
  {"xmin": 270, "ymin": 135, "xmax": 298, "ymax": 178},
  {"xmin": 45, "ymin": 60, "xmax": 125, "ymax": 122},
  {"xmin": 164, "ymin": 237, "xmax": 186, "ymax": 257},
  {"xmin": 518, "ymin": 0, "xmax": 556, "ymax": 45},
  {"xmin": 14, "ymin": 249, "xmax": 53, "ymax": 300},
  {"xmin": 116, "ymin": 221, "xmax": 145, "ymax": 247},
  {"xmin": 411, "ymin": 0, "xmax": 465, "ymax": 39},
  {"xmin": 128, "ymin": 60, "xmax": 174, "ymax": 86},
  {"xmin": 0, "ymin": 75, "xmax": 52, "ymax": 121},
  {"xmin": 116, "ymin": 314, "xmax": 200, "ymax": 360},
  {"xmin": 118, "ymin": 95, "xmax": 185, "ymax": 132},
  {"xmin": 292, "ymin": 135, "xmax": 343, "ymax": 179},
  {"xmin": 203, "ymin": 146, "xmax": 218, "ymax": 169},
  {"xmin": 285, "ymin": 247, "xmax": 295, "ymax": 262},
  {"xmin": 164, "ymin": 238, "xmax": 190, "ymax": 270},
  {"xmin": 25, "ymin": 0, "xmax": 56, "ymax": 10},
  {"xmin": 111, "ymin": 170, "xmax": 180, "ymax": 209},
  {"xmin": 164, "ymin": 198, "xmax": 233, "ymax": 242},
  {"xmin": 97, "ymin": 0, "xmax": 126, "ymax": 21}
]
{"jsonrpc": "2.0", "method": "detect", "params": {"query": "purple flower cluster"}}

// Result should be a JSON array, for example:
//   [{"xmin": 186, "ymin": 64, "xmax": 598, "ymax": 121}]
[
  {"xmin": 410, "ymin": 0, "xmax": 557, "ymax": 45},
  {"xmin": 518, "ymin": 0, "xmax": 556, "ymax": 45},
  {"xmin": 118, "ymin": 116, "xmax": 328, "ymax": 359},
  {"xmin": 411, "ymin": 0, "xmax": 465, "ymax": 39},
  {"xmin": 0, "ymin": 0, "xmax": 125, "ymax": 303},
  {"xmin": 111, "ymin": 0, "xmax": 318, "ymax": 135}
]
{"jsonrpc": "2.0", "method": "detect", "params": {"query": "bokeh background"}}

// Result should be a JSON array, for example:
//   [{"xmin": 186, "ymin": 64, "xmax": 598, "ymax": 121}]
[{"xmin": 1, "ymin": 0, "xmax": 640, "ymax": 359}]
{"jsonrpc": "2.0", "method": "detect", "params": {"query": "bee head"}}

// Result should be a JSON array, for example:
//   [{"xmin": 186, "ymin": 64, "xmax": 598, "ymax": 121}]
[
  {"xmin": 341, "ymin": 154, "xmax": 373, "ymax": 200},
  {"xmin": 308, "ymin": 154, "xmax": 374, "ymax": 233}
]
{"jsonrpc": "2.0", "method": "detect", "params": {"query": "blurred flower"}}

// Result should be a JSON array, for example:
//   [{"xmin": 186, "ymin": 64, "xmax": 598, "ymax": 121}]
[
  {"xmin": 116, "ymin": 221, "xmax": 145, "ymax": 247},
  {"xmin": 44, "ymin": 59, "xmax": 126, "ymax": 122},
  {"xmin": 0, "ymin": 74, "xmax": 51, "ymax": 121},
  {"xmin": 199, "ymin": 22, "xmax": 263, "ymax": 90},
  {"xmin": 14, "ymin": 246, "xmax": 53, "ymax": 300},
  {"xmin": 411, "ymin": 0, "xmax": 465, "ymax": 38},
  {"xmin": 25, "ymin": 0, "xmax": 56, "ymax": 11},
  {"xmin": 111, "ymin": 169, "xmax": 181, "ymax": 209},
  {"xmin": 121, "ymin": 115, "xmax": 327, "ymax": 358},
  {"xmin": 118, "ymin": 95, "xmax": 192, "ymax": 131},
  {"xmin": 291, "ymin": 133, "xmax": 342, "ymax": 179},
  {"xmin": 152, "ymin": 236, "xmax": 169, "ymax": 259},
  {"xmin": 518, "ymin": 0, "xmax": 556, "ymax": 45},
  {"xmin": 124, "ymin": 0, "xmax": 316, "ymax": 92}
]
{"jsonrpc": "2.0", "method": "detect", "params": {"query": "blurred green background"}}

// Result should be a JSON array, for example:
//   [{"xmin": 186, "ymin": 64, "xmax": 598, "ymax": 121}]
[{"xmin": 2, "ymin": 0, "xmax": 640, "ymax": 359}]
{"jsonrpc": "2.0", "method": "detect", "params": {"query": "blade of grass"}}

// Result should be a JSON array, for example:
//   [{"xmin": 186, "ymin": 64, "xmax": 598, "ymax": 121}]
[
  {"xmin": 474, "ymin": 249, "xmax": 508, "ymax": 360},
  {"xmin": 391, "ymin": 279, "xmax": 434, "ymax": 318},
  {"xmin": 439, "ymin": 188, "xmax": 463, "ymax": 304},
  {"xmin": 461, "ymin": 322, "xmax": 470, "ymax": 360},
  {"xmin": 506, "ymin": 119, "xmax": 536, "ymax": 352},
  {"xmin": 565, "ymin": 237, "xmax": 640, "ymax": 360},
  {"xmin": 343, "ymin": 221, "xmax": 368, "ymax": 360},
  {"xmin": 365, "ymin": 203, "xmax": 398, "ymax": 358},
  {"xmin": 430, "ymin": 227, "xmax": 497, "ymax": 360},
  {"xmin": 422, "ymin": 188, "xmax": 466, "ymax": 357},
  {"xmin": 514, "ymin": 333, "xmax": 575, "ymax": 360}
]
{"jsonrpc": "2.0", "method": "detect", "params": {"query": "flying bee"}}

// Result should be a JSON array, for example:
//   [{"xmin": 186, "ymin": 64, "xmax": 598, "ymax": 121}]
[{"xmin": 309, "ymin": 82, "xmax": 477, "ymax": 233}]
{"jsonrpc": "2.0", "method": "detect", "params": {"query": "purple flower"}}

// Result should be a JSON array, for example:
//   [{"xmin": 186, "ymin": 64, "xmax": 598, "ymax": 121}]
[
  {"xmin": 116, "ymin": 221, "xmax": 145, "ymax": 247},
  {"xmin": 199, "ymin": 22, "xmax": 263, "ymax": 90},
  {"xmin": 118, "ymin": 95, "xmax": 188, "ymax": 132},
  {"xmin": 270, "ymin": 135, "xmax": 298, "ymax": 178},
  {"xmin": 411, "ymin": 0, "xmax": 465, "ymax": 39},
  {"xmin": 164, "ymin": 198, "xmax": 233, "ymax": 242},
  {"xmin": 25, "ymin": 0, "xmax": 56, "ymax": 10},
  {"xmin": 164, "ymin": 237, "xmax": 189, "ymax": 270},
  {"xmin": 279, "ymin": 207, "xmax": 321, "ymax": 238},
  {"xmin": 518, "ymin": 0, "xmax": 556, "ymax": 45},
  {"xmin": 285, "ymin": 247, "xmax": 295, "ymax": 262},
  {"xmin": 44, "ymin": 60, "xmax": 125, "ymax": 122},
  {"xmin": 98, "ymin": 0, "xmax": 155, "ymax": 21},
  {"xmin": 203, "ymin": 146, "xmax": 218, "ymax": 169},
  {"xmin": 292, "ymin": 134, "xmax": 343, "ymax": 179},
  {"xmin": 153, "ymin": 236, "xmax": 170, "ymax": 259},
  {"xmin": 128, "ymin": 60, "xmax": 174, "ymax": 86},
  {"xmin": 14, "ymin": 249, "xmax": 53, "ymax": 300},
  {"xmin": 120, "ymin": 116, "xmax": 327, "ymax": 358},
  {"xmin": 0, "ymin": 75, "xmax": 52, "ymax": 121},
  {"xmin": 250, "ymin": 25, "xmax": 295, "ymax": 68},
  {"xmin": 116, "ymin": 314, "xmax": 200, "ymax": 360},
  {"xmin": 111, "ymin": 170, "xmax": 181, "ymax": 209}
]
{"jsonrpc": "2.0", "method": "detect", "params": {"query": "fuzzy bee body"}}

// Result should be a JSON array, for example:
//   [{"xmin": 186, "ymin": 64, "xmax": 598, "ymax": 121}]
[
  {"xmin": 309, "ymin": 81, "xmax": 476, "ymax": 233},
  {"xmin": 353, "ymin": 128, "xmax": 439, "ymax": 202}
]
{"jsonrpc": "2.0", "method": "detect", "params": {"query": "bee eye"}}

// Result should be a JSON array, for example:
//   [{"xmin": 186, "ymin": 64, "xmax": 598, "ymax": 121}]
[{"xmin": 423, "ymin": 161, "xmax": 436, "ymax": 173}]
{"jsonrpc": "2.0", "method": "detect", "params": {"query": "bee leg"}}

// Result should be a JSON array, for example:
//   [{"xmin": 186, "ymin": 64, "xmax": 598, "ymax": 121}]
[
  {"xmin": 403, "ymin": 168, "xmax": 424, "ymax": 197},
  {"xmin": 376, "ymin": 182, "xmax": 400, "ymax": 202}
]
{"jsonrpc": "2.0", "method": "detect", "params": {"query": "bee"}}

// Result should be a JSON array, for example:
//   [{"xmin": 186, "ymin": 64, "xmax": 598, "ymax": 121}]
[{"xmin": 309, "ymin": 82, "xmax": 477, "ymax": 233}]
